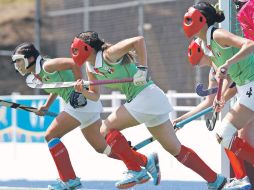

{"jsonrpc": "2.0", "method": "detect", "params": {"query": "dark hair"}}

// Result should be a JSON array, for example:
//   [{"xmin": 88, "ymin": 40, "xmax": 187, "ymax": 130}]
[
  {"xmin": 13, "ymin": 42, "xmax": 40, "ymax": 59},
  {"xmin": 194, "ymin": 1, "xmax": 225, "ymax": 26},
  {"xmin": 12, "ymin": 42, "xmax": 40, "ymax": 68},
  {"xmin": 76, "ymin": 31, "xmax": 135, "ymax": 64}
]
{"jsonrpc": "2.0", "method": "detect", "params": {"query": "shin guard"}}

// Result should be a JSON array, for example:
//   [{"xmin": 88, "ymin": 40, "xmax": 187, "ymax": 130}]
[
  {"xmin": 175, "ymin": 145, "xmax": 217, "ymax": 183},
  {"xmin": 48, "ymin": 138, "xmax": 76, "ymax": 181}
]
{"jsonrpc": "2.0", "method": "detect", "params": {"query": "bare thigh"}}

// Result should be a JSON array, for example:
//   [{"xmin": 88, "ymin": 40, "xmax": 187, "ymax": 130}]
[
  {"xmin": 101, "ymin": 105, "xmax": 140, "ymax": 135},
  {"xmin": 81, "ymin": 119, "xmax": 107, "ymax": 153},
  {"xmin": 147, "ymin": 120, "xmax": 182, "ymax": 156},
  {"xmin": 224, "ymin": 103, "xmax": 254, "ymax": 130},
  {"xmin": 45, "ymin": 111, "xmax": 80, "ymax": 142}
]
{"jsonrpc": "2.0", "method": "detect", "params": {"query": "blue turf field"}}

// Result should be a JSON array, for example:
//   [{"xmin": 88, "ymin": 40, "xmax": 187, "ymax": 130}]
[{"xmin": 0, "ymin": 180, "xmax": 208, "ymax": 190}]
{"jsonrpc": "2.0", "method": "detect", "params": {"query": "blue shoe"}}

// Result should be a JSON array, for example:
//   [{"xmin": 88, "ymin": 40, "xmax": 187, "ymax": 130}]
[
  {"xmin": 145, "ymin": 152, "xmax": 161, "ymax": 185},
  {"xmin": 115, "ymin": 169, "xmax": 150, "ymax": 189},
  {"xmin": 48, "ymin": 177, "xmax": 82, "ymax": 190},
  {"xmin": 222, "ymin": 176, "xmax": 252, "ymax": 190},
  {"xmin": 207, "ymin": 174, "xmax": 227, "ymax": 190}
]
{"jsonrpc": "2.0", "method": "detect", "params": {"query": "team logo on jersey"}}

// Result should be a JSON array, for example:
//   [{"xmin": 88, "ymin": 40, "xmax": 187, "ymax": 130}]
[
  {"xmin": 103, "ymin": 65, "xmax": 114, "ymax": 74},
  {"xmin": 94, "ymin": 65, "xmax": 114, "ymax": 78}
]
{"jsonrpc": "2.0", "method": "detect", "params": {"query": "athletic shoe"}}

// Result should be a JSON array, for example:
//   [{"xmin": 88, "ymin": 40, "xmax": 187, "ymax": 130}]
[
  {"xmin": 115, "ymin": 169, "xmax": 150, "ymax": 189},
  {"xmin": 222, "ymin": 176, "xmax": 252, "ymax": 190},
  {"xmin": 145, "ymin": 152, "xmax": 161, "ymax": 185},
  {"xmin": 207, "ymin": 174, "xmax": 227, "ymax": 190},
  {"xmin": 48, "ymin": 177, "xmax": 82, "ymax": 190}
]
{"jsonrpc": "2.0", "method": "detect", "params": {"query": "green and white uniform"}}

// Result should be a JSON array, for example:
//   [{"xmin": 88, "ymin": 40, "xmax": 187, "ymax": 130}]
[
  {"xmin": 86, "ymin": 51, "xmax": 173, "ymax": 127},
  {"xmin": 32, "ymin": 56, "xmax": 102, "ymax": 128},
  {"xmin": 205, "ymin": 26, "xmax": 254, "ymax": 111}
]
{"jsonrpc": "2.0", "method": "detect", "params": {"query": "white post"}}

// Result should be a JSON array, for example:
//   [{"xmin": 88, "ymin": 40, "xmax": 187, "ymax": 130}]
[
  {"xmin": 219, "ymin": 0, "xmax": 230, "ymax": 31},
  {"xmin": 112, "ymin": 91, "xmax": 121, "ymax": 110},
  {"xmin": 218, "ymin": 0, "xmax": 231, "ymax": 178},
  {"xmin": 167, "ymin": 90, "xmax": 177, "ymax": 120}
]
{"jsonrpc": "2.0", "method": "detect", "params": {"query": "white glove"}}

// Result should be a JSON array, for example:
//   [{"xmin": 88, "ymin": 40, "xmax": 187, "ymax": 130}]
[{"xmin": 133, "ymin": 66, "xmax": 148, "ymax": 86}]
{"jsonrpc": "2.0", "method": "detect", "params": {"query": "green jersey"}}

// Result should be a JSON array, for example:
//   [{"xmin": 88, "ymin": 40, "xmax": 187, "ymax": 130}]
[
  {"xmin": 87, "ymin": 52, "xmax": 153, "ymax": 102},
  {"xmin": 36, "ymin": 58, "xmax": 74, "ymax": 103},
  {"xmin": 208, "ymin": 30, "xmax": 254, "ymax": 86}
]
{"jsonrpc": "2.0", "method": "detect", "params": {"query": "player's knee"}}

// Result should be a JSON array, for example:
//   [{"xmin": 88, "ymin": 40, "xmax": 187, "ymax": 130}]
[
  {"xmin": 215, "ymin": 120, "xmax": 238, "ymax": 149},
  {"xmin": 100, "ymin": 120, "xmax": 111, "ymax": 137},
  {"xmin": 45, "ymin": 131, "xmax": 53, "ymax": 142},
  {"xmin": 93, "ymin": 146, "xmax": 106, "ymax": 154}
]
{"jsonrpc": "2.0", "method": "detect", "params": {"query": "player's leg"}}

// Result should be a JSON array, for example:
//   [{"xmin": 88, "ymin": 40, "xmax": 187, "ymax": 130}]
[
  {"xmin": 147, "ymin": 119, "xmax": 227, "ymax": 190},
  {"xmin": 100, "ymin": 105, "xmax": 156, "ymax": 189},
  {"xmin": 46, "ymin": 111, "xmax": 81, "ymax": 190}
]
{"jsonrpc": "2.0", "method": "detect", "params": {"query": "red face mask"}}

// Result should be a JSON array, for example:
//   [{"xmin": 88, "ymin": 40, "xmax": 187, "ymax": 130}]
[
  {"xmin": 70, "ymin": 37, "xmax": 93, "ymax": 66},
  {"xmin": 188, "ymin": 39, "xmax": 204, "ymax": 66},
  {"xmin": 183, "ymin": 7, "xmax": 207, "ymax": 38}
]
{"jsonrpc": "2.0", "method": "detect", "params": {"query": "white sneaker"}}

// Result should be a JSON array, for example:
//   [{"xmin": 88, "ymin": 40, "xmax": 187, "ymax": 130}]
[
  {"xmin": 223, "ymin": 176, "xmax": 252, "ymax": 190},
  {"xmin": 115, "ymin": 169, "xmax": 150, "ymax": 189},
  {"xmin": 48, "ymin": 177, "xmax": 82, "ymax": 190}
]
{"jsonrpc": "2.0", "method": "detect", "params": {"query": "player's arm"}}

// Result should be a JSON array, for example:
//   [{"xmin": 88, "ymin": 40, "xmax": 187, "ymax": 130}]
[
  {"xmin": 37, "ymin": 93, "xmax": 58, "ymax": 115},
  {"xmin": 103, "ymin": 36, "xmax": 147, "ymax": 67},
  {"xmin": 43, "ymin": 58, "xmax": 83, "ymax": 80},
  {"xmin": 173, "ymin": 71, "xmax": 216, "ymax": 123},
  {"xmin": 74, "ymin": 67, "xmax": 100, "ymax": 101}
]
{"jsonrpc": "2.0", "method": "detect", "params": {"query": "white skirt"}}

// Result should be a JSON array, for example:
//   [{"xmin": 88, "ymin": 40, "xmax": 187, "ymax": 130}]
[
  {"xmin": 63, "ymin": 99, "xmax": 103, "ymax": 128},
  {"xmin": 124, "ymin": 84, "xmax": 173, "ymax": 115},
  {"xmin": 236, "ymin": 81, "xmax": 254, "ymax": 111}
]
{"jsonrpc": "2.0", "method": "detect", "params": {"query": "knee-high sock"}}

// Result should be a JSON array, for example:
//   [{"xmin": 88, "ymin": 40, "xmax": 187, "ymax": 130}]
[
  {"xmin": 175, "ymin": 145, "xmax": 217, "ymax": 183},
  {"xmin": 229, "ymin": 136, "xmax": 254, "ymax": 165},
  {"xmin": 48, "ymin": 138, "xmax": 76, "ymax": 182},
  {"xmin": 105, "ymin": 129, "xmax": 141, "ymax": 171},
  {"xmin": 225, "ymin": 148, "xmax": 247, "ymax": 179},
  {"xmin": 108, "ymin": 150, "xmax": 147, "ymax": 167}
]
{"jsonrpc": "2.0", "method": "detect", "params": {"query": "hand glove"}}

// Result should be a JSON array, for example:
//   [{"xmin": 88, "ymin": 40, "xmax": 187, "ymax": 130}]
[
  {"xmin": 69, "ymin": 91, "xmax": 87, "ymax": 109},
  {"xmin": 133, "ymin": 66, "xmax": 148, "ymax": 86}
]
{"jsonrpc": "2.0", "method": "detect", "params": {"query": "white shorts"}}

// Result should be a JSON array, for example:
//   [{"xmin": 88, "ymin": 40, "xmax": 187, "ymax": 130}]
[
  {"xmin": 124, "ymin": 84, "xmax": 173, "ymax": 127},
  {"xmin": 64, "ymin": 99, "xmax": 102, "ymax": 129},
  {"xmin": 236, "ymin": 81, "xmax": 254, "ymax": 111}
]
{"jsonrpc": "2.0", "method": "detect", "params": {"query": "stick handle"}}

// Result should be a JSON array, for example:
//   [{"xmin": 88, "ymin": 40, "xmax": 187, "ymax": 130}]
[
  {"xmin": 216, "ymin": 68, "xmax": 226, "ymax": 101},
  {"xmin": 84, "ymin": 78, "xmax": 133, "ymax": 86},
  {"xmin": 175, "ymin": 106, "xmax": 213, "ymax": 129},
  {"xmin": 42, "ymin": 110, "xmax": 58, "ymax": 117}
]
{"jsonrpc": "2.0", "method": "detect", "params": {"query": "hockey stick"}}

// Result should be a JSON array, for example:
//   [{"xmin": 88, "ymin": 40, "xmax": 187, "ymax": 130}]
[
  {"xmin": 196, "ymin": 83, "xmax": 218, "ymax": 97},
  {"xmin": 206, "ymin": 69, "xmax": 225, "ymax": 131},
  {"xmin": 0, "ymin": 99, "xmax": 57, "ymax": 117},
  {"xmin": 26, "ymin": 75, "xmax": 133, "ymax": 89},
  {"xmin": 196, "ymin": 82, "xmax": 236, "ymax": 97},
  {"xmin": 132, "ymin": 106, "xmax": 213, "ymax": 150}
]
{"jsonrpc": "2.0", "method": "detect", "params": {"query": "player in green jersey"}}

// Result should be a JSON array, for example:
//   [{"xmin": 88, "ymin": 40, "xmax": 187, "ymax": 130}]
[
  {"xmin": 11, "ymin": 42, "xmax": 153, "ymax": 190},
  {"xmin": 183, "ymin": 2, "xmax": 254, "ymax": 189},
  {"xmin": 71, "ymin": 31, "xmax": 228, "ymax": 190}
]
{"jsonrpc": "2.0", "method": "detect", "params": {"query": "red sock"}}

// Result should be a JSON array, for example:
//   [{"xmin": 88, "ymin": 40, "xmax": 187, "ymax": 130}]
[
  {"xmin": 230, "ymin": 136, "xmax": 254, "ymax": 165},
  {"xmin": 108, "ymin": 150, "xmax": 147, "ymax": 166},
  {"xmin": 225, "ymin": 148, "xmax": 247, "ymax": 179},
  {"xmin": 175, "ymin": 145, "xmax": 217, "ymax": 183},
  {"xmin": 48, "ymin": 138, "xmax": 76, "ymax": 182},
  {"xmin": 105, "ymin": 130, "xmax": 141, "ymax": 171},
  {"xmin": 131, "ymin": 150, "xmax": 147, "ymax": 167}
]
